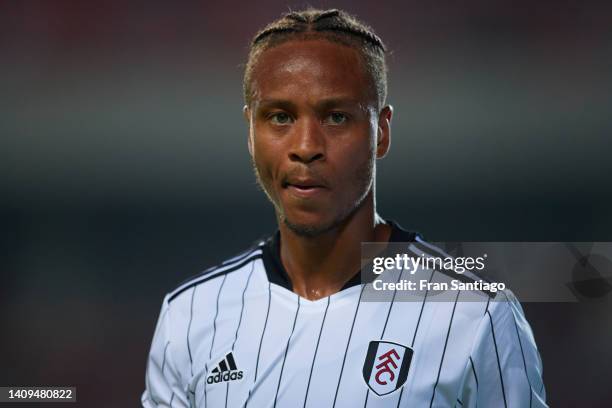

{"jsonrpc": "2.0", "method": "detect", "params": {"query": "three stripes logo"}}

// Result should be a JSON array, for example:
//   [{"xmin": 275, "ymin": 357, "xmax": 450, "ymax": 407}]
[{"xmin": 206, "ymin": 352, "xmax": 244, "ymax": 384}]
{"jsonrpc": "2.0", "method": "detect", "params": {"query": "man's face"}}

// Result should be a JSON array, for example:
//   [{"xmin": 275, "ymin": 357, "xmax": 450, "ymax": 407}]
[{"xmin": 245, "ymin": 38, "xmax": 391, "ymax": 237}]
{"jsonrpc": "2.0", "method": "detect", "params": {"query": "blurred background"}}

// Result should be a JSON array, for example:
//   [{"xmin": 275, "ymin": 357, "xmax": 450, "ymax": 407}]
[{"xmin": 1, "ymin": 0, "xmax": 611, "ymax": 406}]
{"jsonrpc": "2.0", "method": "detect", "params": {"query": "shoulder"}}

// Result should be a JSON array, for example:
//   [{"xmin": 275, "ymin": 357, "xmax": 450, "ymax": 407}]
[
  {"xmin": 408, "ymin": 236, "xmax": 498, "ymax": 299},
  {"xmin": 167, "ymin": 238, "xmax": 267, "ymax": 304}
]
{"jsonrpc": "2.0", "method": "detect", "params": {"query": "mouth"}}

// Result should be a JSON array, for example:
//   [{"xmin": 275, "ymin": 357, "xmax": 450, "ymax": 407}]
[{"xmin": 282, "ymin": 178, "xmax": 328, "ymax": 197}]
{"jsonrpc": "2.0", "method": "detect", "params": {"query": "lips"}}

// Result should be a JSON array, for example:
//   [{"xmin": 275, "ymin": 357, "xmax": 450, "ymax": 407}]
[
  {"xmin": 284, "ymin": 181, "xmax": 324, "ymax": 189},
  {"xmin": 282, "ymin": 175, "xmax": 328, "ymax": 197}
]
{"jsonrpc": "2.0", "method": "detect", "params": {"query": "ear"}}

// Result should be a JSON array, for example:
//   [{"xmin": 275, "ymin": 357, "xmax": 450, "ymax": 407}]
[
  {"xmin": 243, "ymin": 105, "xmax": 254, "ymax": 157},
  {"xmin": 376, "ymin": 105, "xmax": 393, "ymax": 159}
]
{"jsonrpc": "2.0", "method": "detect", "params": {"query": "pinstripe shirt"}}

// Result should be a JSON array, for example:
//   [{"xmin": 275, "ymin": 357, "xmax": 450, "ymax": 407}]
[{"xmin": 142, "ymin": 221, "xmax": 547, "ymax": 407}]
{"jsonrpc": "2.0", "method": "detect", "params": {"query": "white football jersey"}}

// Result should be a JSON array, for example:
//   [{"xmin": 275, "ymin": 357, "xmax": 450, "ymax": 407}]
[{"xmin": 142, "ymin": 221, "xmax": 547, "ymax": 407}]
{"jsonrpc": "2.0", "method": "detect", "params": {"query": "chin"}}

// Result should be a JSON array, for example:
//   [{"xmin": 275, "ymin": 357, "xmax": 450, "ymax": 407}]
[{"xmin": 282, "ymin": 215, "xmax": 338, "ymax": 238}]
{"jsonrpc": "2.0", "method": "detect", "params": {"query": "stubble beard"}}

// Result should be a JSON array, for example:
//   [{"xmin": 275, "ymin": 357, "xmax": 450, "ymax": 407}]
[{"xmin": 251, "ymin": 154, "xmax": 376, "ymax": 239}]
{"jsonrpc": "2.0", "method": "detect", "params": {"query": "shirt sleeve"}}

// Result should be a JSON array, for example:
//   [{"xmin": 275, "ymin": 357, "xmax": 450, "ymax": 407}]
[
  {"xmin": 457, "ymin": 290, "xmax": 547, "ymax": 408},
  {"xmin": 142, "ymin": 294, "xmax": 189, "ymax": 407}
]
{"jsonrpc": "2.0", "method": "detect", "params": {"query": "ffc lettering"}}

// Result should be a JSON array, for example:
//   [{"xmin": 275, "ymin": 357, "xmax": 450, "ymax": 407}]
[
  {"xmin": 363, "ymin": 341, "xmax": 413, "ymax": 396},
  {"xmin": 375, "ymin": 349, "xmax": 400, "ymax": 385}
]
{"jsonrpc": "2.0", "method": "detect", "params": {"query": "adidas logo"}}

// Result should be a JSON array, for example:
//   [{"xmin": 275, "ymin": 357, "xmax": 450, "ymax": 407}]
[{"xmin": 206, "ymin": 352, "xmax": 244, "ymax": 384}]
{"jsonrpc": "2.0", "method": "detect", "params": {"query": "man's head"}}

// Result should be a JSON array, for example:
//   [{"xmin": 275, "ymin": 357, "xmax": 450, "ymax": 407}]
[{"xmin": 243, "ymin": 9, "xmax": 392, "ymax": 237}]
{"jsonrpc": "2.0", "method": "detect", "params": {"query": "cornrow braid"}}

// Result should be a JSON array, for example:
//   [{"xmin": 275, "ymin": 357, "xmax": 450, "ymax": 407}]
[
  {"xmin": 285, "ymin": 11, "xmax": 308, "ymax": 23},
  {"xmin": 243, "ymin": 8, "xmax": 388, "ymax": 109},
  {"xmin": 313, "ymin": 9, "xmax": 339, "ymax": 22}
]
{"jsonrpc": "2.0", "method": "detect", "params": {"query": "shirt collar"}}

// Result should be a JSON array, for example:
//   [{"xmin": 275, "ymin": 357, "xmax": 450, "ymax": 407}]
[{"xmin": 261, "ymin": 219, "xmax": 420, "ymax": 291}]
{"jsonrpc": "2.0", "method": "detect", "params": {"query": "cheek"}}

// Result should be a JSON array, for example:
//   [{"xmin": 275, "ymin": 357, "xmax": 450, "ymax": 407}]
[
  {"xmin": 336, "ymin": 128, "xmax": 376, "ymax": 164},
  {"xmin": 252, "ymin": 136, "xmax": 279, "ymax": 181},
  {"xmin": 330, "ymin": 136, "xmax": 375, "ymax": 188}
]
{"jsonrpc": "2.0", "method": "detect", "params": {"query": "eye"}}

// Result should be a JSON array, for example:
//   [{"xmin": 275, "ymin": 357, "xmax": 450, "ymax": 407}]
[
  {"xmin": 325, "ymin": 112, "xmax": 348, "ymax": 125},
  {"xmin": 269, "ymin": 112, "xmax": 293, "ymax": 125}
]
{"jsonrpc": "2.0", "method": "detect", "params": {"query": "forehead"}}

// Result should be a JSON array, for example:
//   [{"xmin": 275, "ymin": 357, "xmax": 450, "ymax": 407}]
[{"xmin": 250, "ymin": 38, "xmax": 374, "ymax": 106}]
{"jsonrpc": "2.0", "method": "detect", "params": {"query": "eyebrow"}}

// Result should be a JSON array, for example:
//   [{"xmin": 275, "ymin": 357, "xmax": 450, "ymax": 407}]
[
  {"xmin": 256, "ymin": 99, "xmax": 297, "ymax": 112},
  {"xmin": 256, "ymin": 97, "xmax": 365, "ymax": 112}
]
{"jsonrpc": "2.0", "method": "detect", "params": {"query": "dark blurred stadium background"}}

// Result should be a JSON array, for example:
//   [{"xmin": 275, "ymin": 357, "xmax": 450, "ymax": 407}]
[{"xmin": 1, "ymin": 1, "xmax": 611, "ymax": 406}]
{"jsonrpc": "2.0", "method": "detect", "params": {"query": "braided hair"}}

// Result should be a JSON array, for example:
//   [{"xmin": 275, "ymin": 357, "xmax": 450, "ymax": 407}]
[{"xmin": 243, "ymin": 8, "xmax": 388, "ymax": 110}]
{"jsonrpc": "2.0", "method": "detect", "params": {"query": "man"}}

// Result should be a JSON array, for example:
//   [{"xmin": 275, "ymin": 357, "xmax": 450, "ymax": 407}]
[{"xmin": 142, "ymin": 8, "xmax": 547, "ymax": 407}]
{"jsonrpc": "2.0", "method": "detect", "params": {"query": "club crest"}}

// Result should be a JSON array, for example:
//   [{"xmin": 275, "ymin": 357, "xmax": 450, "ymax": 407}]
[{"xmin": 362, "ymin": 340, "xmax": 413, "ymax": 396}]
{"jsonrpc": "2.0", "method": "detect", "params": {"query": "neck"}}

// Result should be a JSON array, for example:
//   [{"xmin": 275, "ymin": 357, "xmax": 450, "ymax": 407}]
[{"xmin": 277, "ymin": 192, "xmax": 391, "ymax": 300}]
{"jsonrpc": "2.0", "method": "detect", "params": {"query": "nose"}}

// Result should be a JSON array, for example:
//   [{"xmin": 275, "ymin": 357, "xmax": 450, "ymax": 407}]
[{"xmin": 288, "ymin": 117, "xmax": 325, "ymax": 164}]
